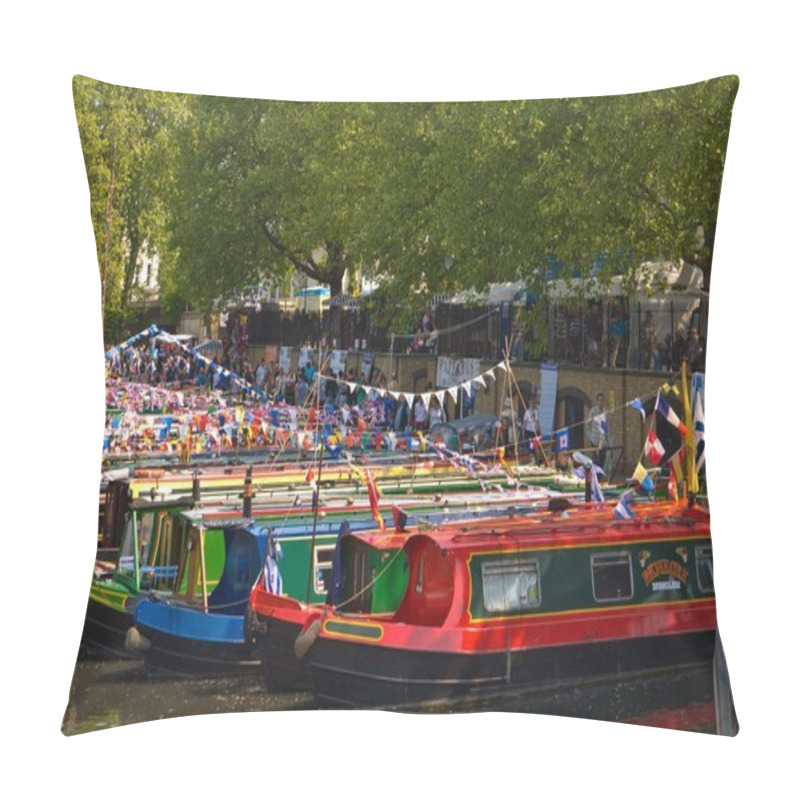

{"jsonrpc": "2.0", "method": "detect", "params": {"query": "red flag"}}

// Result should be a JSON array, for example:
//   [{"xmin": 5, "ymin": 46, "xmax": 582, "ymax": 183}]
[
  {"xmin": 366, "ymin": 471, "xmax": 384, "ymax": 531},
  {"xmin": 668, "ymin": 469, "xmax": 677, "ymax": 501},
  {"xmin": 644, "ymin": 429, "xmax": 666, "ymax": 465}
]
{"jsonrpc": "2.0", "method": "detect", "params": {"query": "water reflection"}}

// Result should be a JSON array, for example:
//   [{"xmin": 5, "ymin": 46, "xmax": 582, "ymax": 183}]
[{"xmin": 64, "ymin": 653, "xmax": 727, "ymax": 736}]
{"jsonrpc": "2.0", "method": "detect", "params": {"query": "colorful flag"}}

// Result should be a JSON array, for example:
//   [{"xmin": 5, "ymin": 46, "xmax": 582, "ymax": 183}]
[
  {"xmin": 614, "ymin": 491, "xmax": 635, "ymax": 520},
  {"xmin": 633, "ymin": 462, "xmax": 655, "ymax": 493},
  {"xmin": 694, "ymin": 393, "xmax": 706, "ymax": 472},
  {"xmin": 590, "ymin": 468, "xmax": 605, "ymax": 502},
  {"xmin": 657, "ymin": 395, "xmax": 688, "ymax": 435},
  {"xmin": 669, "ymin": 449, "xmax": 685, "ymax": 484},
  {"xmin": 556, "ymin": 428, "xmax": 570, "ymax": 452},
  {"xmin": 630, "ymin": 398, "xmax": 646, "ymax": 421},
  {"xmin": 644, "ymin": 429, "xmax": 666, "ymax": 465},
  {"xmin": 366, "ymin": 471, "xmax": 384, "ymax": 531}
]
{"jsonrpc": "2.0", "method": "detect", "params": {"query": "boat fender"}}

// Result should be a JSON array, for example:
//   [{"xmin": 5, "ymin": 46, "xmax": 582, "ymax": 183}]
[
  {"xmin": 125, "ymin": 626, "xmax": 151, "ymax": 653},
  {"xmin": 294, "ymin": 617, "xmax": 323, "ymax": 660}
]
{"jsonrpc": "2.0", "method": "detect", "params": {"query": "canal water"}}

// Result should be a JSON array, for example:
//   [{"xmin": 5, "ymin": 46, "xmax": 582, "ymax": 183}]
[
  {"xmin": 62, "ymin": 654, "xmax": 725, "ymax": 735},
  {"xmin": 62, "ymin": 655, "xmax": 319, "ymax": 736}
]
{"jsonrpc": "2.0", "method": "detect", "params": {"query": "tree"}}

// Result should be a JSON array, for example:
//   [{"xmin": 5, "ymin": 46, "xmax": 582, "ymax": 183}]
[
  {"xmin": 73, "ymin": 76, "xmax": 186, "ymax": 341},
  {"xmin": 159, "ymin": 78, "xmax": 738, "ymax": 328}
]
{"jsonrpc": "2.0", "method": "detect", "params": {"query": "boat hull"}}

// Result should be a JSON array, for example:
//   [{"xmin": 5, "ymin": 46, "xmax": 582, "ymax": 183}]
[
  {"xmin": 82, "ymin": 593, "xmax": 137, "ymax": 659},
  {"xmin": 134, "ymin": 600, "xmax": 256, "ymax": 675},
  {"xmin": 307, "ymin": 629, "xmax": 717, "ymax": 710},
  {"xmin": 246, "ymin": 607, "xmax": 313, "ymax": 689}
]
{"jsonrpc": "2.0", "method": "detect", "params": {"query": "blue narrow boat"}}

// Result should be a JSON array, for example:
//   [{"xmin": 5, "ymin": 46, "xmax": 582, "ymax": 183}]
[{"xmin": 132, "ymin": 522, "xmax": 269, "ymax": 673}]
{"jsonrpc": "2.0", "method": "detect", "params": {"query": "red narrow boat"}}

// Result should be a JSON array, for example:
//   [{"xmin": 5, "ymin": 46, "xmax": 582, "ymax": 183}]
[{"xmin": 248, "ymin": 500, "xmax": 728, "ymax": 724}]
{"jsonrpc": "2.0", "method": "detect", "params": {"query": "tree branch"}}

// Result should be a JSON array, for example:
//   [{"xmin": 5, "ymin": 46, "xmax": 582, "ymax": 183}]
[{"xmin": 260, "ymin": 220, "xmax": 323, "ymax": 281}]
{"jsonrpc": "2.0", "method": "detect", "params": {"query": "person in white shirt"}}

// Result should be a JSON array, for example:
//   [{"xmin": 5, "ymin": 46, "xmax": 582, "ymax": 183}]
[
  {"xmin": 523, "ymin": 398, "xmax": 541, "ymax": 440},
  {"xmin": 413, "ymin": 397, "xmax": 428, "ymax": 431}
]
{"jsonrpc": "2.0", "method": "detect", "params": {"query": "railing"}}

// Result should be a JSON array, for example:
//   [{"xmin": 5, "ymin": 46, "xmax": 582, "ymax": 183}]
[{"xmin": 231, "ymin": 297, "xmax": 708, "ymax": 374}]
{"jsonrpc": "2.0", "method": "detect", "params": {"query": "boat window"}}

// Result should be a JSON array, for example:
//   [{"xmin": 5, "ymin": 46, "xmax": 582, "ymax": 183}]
[
  {"xmin": 314, "ymin": 545, "xmax": 336, "ymax": 594},
  {"xmin": 482, "ymin": 557, "xmax": 540, "ymax": 613},
  {"xmin": 591, "ymin": 552, "xmax": 633, "ymax": 602},
  {"xmin": 696, "ymin": 545, "xmax": 714, "ymax": 593}
]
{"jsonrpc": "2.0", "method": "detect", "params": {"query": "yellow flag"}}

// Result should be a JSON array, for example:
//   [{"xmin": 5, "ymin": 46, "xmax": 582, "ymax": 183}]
[
  {"xmin": 669, "ymin": 450, "xmax": 685, "ymax": 483},
  {"xmin": 681, "ymin": 362, "xmax": 698, "ymax": 494}
]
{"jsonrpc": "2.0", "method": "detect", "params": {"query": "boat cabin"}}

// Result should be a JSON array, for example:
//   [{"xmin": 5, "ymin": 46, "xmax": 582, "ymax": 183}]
[{"xmin": 334, "ymin": 504, "xmax": 715, "ymax": 627}]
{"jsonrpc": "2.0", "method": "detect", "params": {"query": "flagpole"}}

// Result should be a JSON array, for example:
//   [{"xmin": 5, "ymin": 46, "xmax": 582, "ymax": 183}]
[
  {"xmin": 681, "ymin": 359, "xmax": 698, "ymax": 502},
  {"xmin": 305, "ymin": 345, "xmax": 326, "ymax": 605}
]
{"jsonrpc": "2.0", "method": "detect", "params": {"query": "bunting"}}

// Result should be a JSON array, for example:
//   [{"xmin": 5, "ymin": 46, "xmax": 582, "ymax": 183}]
[{"xmin": 630, "ymin": 398, "xmax": 646, "ymax": 421}]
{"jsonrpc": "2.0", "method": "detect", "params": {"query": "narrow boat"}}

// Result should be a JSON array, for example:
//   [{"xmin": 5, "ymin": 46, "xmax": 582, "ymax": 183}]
[
  {"xmin": 248, "ymin": 499, "xmax": 720, "ymax": 713},
  {"xmin": 82, "ymin": 496, "xmax": 226, "ymax": 657},
  {"xmin": 132, "ymin": 522, "xmax": 270, "ymax": 673}
]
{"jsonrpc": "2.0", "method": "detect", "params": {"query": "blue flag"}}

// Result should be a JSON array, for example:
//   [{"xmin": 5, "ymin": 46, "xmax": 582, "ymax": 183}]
[
  {"xmin": 614, "ymin": 491, "xmax": 635, "ymax": 520},
  {"xmin": 630, "ymin": 398, "xmax": 646, "ymax": 420}
]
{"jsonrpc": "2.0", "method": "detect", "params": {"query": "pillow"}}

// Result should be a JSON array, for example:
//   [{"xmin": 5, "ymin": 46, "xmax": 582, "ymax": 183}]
[{"xmin": 64, "ymin": 75, "xmax": 738, "ymax": 736}]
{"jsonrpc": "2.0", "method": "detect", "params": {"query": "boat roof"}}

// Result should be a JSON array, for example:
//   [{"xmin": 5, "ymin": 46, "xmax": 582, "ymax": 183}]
[{"xmin": 345, "ymin": 501, "xmax": 710, "ymax": 555}]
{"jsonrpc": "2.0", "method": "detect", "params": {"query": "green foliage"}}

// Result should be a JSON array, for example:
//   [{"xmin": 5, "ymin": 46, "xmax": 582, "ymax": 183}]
[
  {"xmin": 72, "ymin": 76, "xmax": 186, "ymax": 341},
  {"xmin": 74, "ymin": 76, "xmax": 738, "ymax": 339}
]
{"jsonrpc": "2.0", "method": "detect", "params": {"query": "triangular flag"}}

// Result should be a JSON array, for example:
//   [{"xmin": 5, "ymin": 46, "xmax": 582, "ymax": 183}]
[
  {"xmin": 473, "ymin": 375, "xmax": 486, "ymax": 389},
  {"xmin": 630, "ymin": 398, "xmax": 646, "ymax": 420},
  {"xmin": 486, "ymin": 368, "xmax": 496, "ymax": 382},
  {"xmin": 421, "ymin": 393, "xmax": 432, "ymax": 410},
  {"xmin": 447, "ymin": 386, "xmax": 459, "ymax": 403},
  {"xmin": 435, "ymin": 390, "xmax": 446, "ymax": 407},
  {"xmin": 496, "ymin": 361, "xmax": 508, "ymax": 372}
]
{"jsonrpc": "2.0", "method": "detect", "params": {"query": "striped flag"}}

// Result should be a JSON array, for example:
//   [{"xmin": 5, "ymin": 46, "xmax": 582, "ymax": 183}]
[
  {"xmin": 694, "ymin": 393, "xmax": 706, "ymax": 472},
  {"xmin": 590, "ymin": 468, "xmax": 605, "ymax": 502},
  {"xmin": 644, "ymin": 429, "xmax": 666, "ymax": 465},
  {"xmin": 657, "ymin": 395, "xmax": 688, "ymax": 435},
  {"xmin": 614, "ymin": 491, "xmax": 635, "ymax": 520},
  {"xmin": 633, "ymin": 462, "xmax": 655, "ymax": 494}
]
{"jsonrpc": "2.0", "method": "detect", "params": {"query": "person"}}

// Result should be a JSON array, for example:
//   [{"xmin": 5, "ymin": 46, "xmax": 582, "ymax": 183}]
[
  {"xmin": 608, "ymin": 305, "xmax": 625, "ymax": 369},
  {"xmin": 255, "ymin": 359, "xmax": 266, "ymax": 391},
  {"xmin": 428, "ymin": 398, "xmax": 444, "ymax": 428},
  {"xmin": 586, "ymin": 392, "xmax": 611, "ymax": 472},
  {"xmin": 413, "ymin": 396, "xmax": 428, "ymax": 431},
  {"xmin": 640, "ymin": 310, "xmax": 657, "ymax": 370},
  {"xmin": 295, "ymin": 374, "xmax": 308, "ymax": 407},
  {"xmin": 523, "ymin": 396, "xmax": 542, "ymax": 441},
  {"xmin": 687, "ymin": 327, "xmax": 705, "ymax": 372}
]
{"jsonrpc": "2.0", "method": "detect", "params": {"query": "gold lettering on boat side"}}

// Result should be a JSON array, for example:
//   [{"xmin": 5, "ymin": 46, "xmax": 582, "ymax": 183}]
[{"xmin": 641, "ymin": 559, "xmax": 688, "ymax": 588}]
